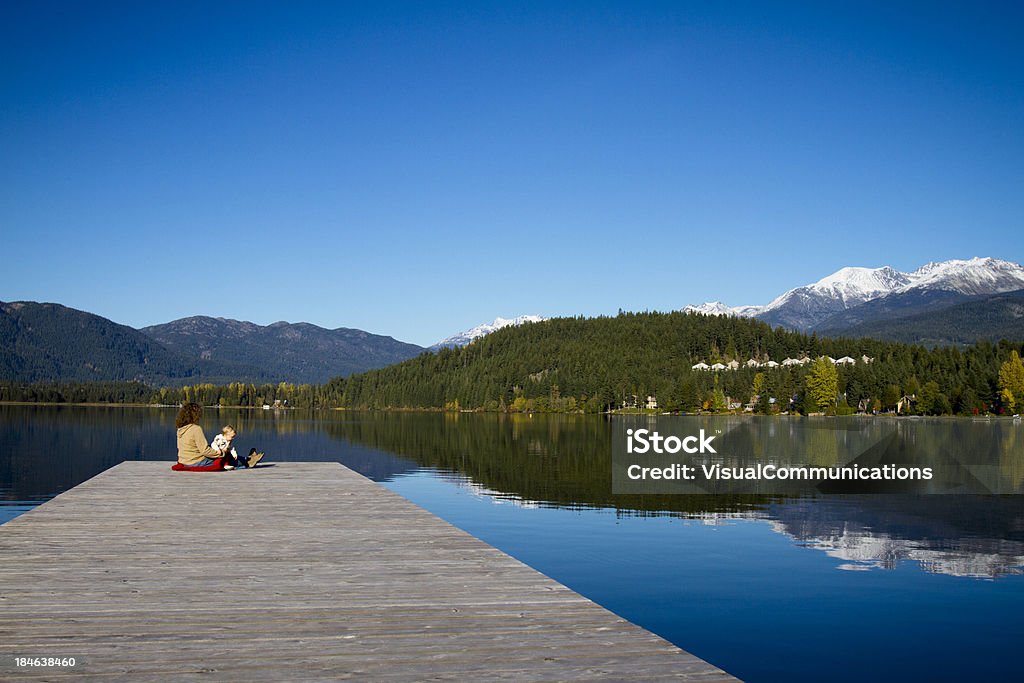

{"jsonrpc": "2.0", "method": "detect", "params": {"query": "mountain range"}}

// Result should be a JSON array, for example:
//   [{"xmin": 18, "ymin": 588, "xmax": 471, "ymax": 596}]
[
  {"xmin": 683, "ymin": 257, "xmax": 1024, "ymax": 341},
  {"xmin": 1, "ymin": 301, "xmax": 211, "ymax": 385},
  {"xmin": 0, "ymin": 302, "xmax": 425, "ymax": 385},
  {"xmin": 142, "ymin": 316, "xmax": 425, "ymax": 384},
  {"xmin": 3, "ymin": 256, "xmax": 1023, "ymax": 387}
]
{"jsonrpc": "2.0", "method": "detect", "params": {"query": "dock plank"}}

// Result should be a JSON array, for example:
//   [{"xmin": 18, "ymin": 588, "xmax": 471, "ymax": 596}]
[{"xmin": 0, "ymin": 462, "xmax": 737, "ymax": 681}]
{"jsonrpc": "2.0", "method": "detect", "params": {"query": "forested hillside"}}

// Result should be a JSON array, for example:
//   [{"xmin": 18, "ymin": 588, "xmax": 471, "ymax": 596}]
[
  {"xmin": 0, "ymin": 301, "xmax": 222, "ymax": 383},
  {"xmin": 322, "ymin": 312, "xmax": 1023, "ymax": 415},
  {"xmin": 819, "ymin": 289, "xmax": 1024, "ymax": 345},
  {"xmin": 142, "ymin": 316, "xmax": 424, "ymax": 383}
]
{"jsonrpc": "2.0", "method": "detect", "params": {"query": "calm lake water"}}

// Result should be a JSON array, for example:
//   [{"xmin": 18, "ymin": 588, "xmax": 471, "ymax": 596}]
[{"xmin": 2, "ymin": 406, "xmax": 1023, "ymax": 682}]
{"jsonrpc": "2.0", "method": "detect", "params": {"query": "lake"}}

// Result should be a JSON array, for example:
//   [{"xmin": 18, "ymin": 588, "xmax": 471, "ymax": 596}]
[{"xmin": 2, "ymin": 405, "xmax": 1023, "ymax": 682}]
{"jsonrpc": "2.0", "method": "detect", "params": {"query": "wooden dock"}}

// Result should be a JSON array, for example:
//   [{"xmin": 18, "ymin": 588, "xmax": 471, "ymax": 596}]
[{"xmin": 0, "ymin": 462, "xmax": 737, "ymax": 681}]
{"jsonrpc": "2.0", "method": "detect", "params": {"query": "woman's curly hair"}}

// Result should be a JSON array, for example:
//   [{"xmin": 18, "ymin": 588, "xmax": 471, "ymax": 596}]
[{"xmin": 175, "ymin": 402, "xmax": 203, "ymax": 429}]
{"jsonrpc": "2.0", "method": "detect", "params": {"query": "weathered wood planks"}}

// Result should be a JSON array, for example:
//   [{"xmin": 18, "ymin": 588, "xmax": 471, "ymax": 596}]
[{"xmin": 0, "ymin": 462, "xmax": 738, "ymax": 681}]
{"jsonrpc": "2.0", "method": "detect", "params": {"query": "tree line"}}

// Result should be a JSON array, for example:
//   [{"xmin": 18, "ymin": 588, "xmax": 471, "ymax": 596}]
[{"xmin": 3, "ymin": 312, "xmax": 1023, "ymax": 416}]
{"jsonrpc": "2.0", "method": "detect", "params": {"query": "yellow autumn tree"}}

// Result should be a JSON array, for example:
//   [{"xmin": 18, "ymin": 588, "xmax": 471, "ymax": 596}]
[
  {"xmin": 998, "ymin": 351, "xmax": 1024, "ymax": 412},
  {"xmin": 805, "ymin": 357, "xmax": 838, "ymax": 413}
]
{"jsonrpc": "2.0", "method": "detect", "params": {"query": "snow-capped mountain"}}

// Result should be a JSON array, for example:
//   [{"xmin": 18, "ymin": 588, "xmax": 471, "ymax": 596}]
[
  {"xmin": 767, "ymin": 266, "xmax": 909, "ymax": 309},
  {"xmin": 430, "ymin": 315, "xmax": 546, "ymax": 350},
  {"xmin": 904, "ymin": 257, "xmax": 1024, "ymax": 295},
  {"xmin": 683, "ymin": 257, "xmax": 1024, "ymax": 331},
  {"xmin": 756, "ymin": 265, "xmax": 911, "ymax": 330},
  {"xmin": 681, "ymin": 301, "xmax": 762, "ymax": 317}
]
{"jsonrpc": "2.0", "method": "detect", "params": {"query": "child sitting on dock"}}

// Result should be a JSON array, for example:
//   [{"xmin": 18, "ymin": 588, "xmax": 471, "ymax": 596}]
[
  {"xmin": 211, "ymin": 425, "xmax": 265, "ymax": 470},
  {"xmin": 211, "ymin": 425, "xmax": 241, "ymax": 469}
]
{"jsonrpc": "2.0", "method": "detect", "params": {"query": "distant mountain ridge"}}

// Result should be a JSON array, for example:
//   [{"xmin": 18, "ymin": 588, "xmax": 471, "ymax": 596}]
[
  {"xmin": 682, "ymin": 257, "xmax": 1024, "ymax": 339},
  {"xmin": 0, "ymin": 302, "xmax": 424, "ymax": 385},
  {"xmin": 0, "ymin": 301, "xmax": 217, "ymax": 384},
  {"xmin": 142, "ymin": 316, "xmax": 424, "ymax": 384},
  {"xmin": 818, "ymin": 288, "xmax": 1024, "ymax": 345},
  {"xmin": 430, "ymin": 315, "xmax": 546, "ymax": 350}
]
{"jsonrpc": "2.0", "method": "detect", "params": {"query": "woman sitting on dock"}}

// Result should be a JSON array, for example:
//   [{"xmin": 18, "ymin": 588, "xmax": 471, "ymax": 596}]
[{"xmin": 175, "ymin": 403, "xmax": 224, "ymax": 469}]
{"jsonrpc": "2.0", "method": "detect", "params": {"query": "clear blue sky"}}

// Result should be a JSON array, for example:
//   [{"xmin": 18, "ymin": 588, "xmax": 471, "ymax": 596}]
[{"xmin": 2, "ymin": 1, "xmax": 1022, "ymax": 346}]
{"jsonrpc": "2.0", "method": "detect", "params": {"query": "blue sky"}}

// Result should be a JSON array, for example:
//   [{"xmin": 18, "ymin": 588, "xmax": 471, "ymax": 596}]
[{"xmin": 2, "ymin": 1, "xmax": 1022, "ymax": 346}]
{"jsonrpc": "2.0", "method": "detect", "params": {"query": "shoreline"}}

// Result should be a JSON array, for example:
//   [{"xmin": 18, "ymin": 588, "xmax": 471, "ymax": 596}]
[{"xmin": 1, "ymin": 401, "xmax": 1017, "ymax": 419}]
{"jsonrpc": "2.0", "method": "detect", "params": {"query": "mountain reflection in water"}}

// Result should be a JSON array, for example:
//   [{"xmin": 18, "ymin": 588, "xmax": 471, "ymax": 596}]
[
  {"xmin": 766, "ymin": 496, "xmax": 1024, "ymax": 578},
  {"xmin": 2, "ymin": 407, "xmax": 1023, "ymax": 579}
]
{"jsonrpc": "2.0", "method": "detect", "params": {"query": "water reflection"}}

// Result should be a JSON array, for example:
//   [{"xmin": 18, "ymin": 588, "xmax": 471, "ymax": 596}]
[
  {"xmin": 765, "ymin": 496, "xmax": 1024, "ymax": 578},
  {"xmin": 2, "ymin": 406, "xmax": 1023, "ymax": 578}
]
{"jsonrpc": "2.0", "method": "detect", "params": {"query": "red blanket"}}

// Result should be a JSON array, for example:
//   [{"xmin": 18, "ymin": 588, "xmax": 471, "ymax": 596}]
[{"xmin": 171, "ymin": 458, "xmax": 225, "ymax": 472}]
